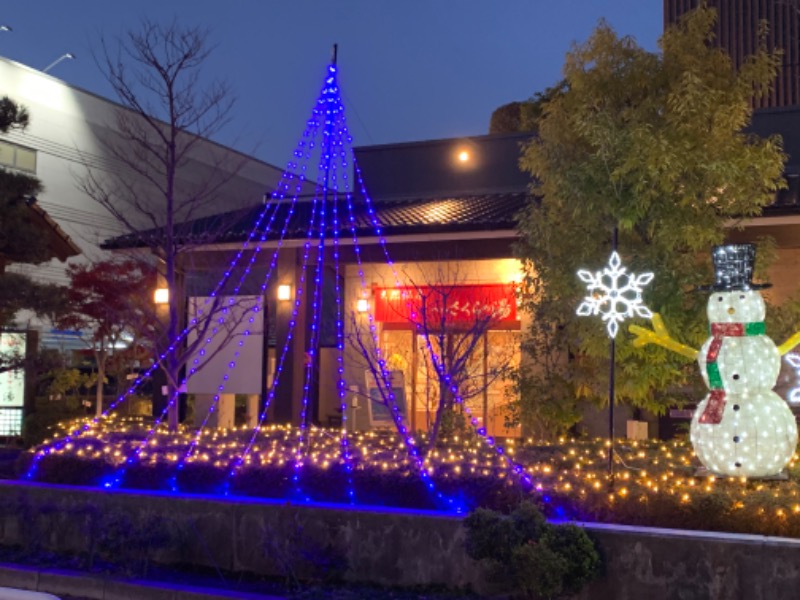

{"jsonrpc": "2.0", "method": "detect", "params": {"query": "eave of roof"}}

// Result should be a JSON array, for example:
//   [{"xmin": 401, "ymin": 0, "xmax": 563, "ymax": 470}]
[
  {"xmin": 102, "ymin": 192, "xmax": 535, "ymax": 251},
  {"xmin": 26, "ymin": 198, "xmax": 81, "ymax": 261}
]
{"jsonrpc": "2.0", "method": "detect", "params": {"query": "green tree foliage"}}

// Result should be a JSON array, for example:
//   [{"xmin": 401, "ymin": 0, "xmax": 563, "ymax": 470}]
[
  {"xmin": 0, "ymin": 97, "xmax": 70, "ymax": 372},
  {"xmin": 0, "ymin": 97, "xmax": 44, "ymax": 270},
  {"xmin": 489, "ymin": 81, "xmax": 568, "ymax": 135},
  {"xmin": 464, "ymin": 502, "xmax": 600, "ymax": 599},
  {"xmin": 514, "ymin": 7, "xmax": 786, "ymax": 433}
]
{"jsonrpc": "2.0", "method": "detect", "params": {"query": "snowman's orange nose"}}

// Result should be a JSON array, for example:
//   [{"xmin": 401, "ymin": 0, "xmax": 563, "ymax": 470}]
[{"xmin": 727, "ymin": 307, "xmax": 735, "ymax": 315}]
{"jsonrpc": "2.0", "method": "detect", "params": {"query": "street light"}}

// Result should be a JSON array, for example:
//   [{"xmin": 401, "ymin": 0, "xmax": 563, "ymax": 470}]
[{"xmin": 43, "ymin": 52, "xmax": 76, "ymax": 74}]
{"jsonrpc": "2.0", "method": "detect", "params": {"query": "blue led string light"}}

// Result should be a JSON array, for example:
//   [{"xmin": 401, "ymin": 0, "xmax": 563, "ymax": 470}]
[
  {"xmin": 292, "ymin": 158, "xmax": 327, "ymax": 501},
  {"xmin": 291, "ymin": 63, "xmax": 342, "ymax": 502},
  {"xmin": 145, "ymin": 87, "xmax": 324, "ymax": 479},
  {"xmin": 220, "ymin": 81, "xmax": 338, "ymax": 492},
  {"xmin": 328, "ymin": 95, "xmax": 355, "ymax": 504},
  {"xmin": 101, "ymin": 389, "xmax": 181, "ymax": 489},
  {"xmin": 66, "ymin": 118, "xmax": 320, "ymax": 491},
  {"xmin": 223, "ymin": 157, "xmax": 326, "ymax": 494},
  {"xmin": 24, "ymin": 149, "xmax": 309, "ymax": 481},
  {"xmin": 223, "ymin": 190, "xmax": 320, "ymax": 492},
  {"xmin": 29, "ymin": 51, "xmax": 536, "ymax": 512},
  {"xmin": 166, "ymin": 110, "xmax": 324, "ymax": 489},
  {"xmin": 336, "ymin": 123, "xmax": 461, "ymax": 511},
  {"xmin": 351, "ymin": 158, "xmax": 538, "ymax": 497}
]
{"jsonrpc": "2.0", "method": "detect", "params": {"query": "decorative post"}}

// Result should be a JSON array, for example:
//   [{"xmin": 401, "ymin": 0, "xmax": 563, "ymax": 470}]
[{"xmin": 576, "ymin": 238, "xmax": 653, "ymax": 476}]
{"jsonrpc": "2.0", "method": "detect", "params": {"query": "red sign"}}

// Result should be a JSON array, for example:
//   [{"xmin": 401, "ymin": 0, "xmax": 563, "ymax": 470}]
[{"xmin": 374, "ymin": 284, "xmax": 517, "ymax": 324}]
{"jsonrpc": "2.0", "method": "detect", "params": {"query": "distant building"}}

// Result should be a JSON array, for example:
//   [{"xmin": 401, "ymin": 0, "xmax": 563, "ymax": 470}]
[
  {"xmin": 0, "ymin": 56, "xmax": 293, "ymax": 349},
  {"xmin": 664, "ymin": 0, "xmax": 800, "ymax": 108}
]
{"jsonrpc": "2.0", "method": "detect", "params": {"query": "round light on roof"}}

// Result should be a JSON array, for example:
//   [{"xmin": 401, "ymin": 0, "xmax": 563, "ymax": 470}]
[{"xmin": 457, "ymin": 150, "xmax": 470, "ymax": 163}]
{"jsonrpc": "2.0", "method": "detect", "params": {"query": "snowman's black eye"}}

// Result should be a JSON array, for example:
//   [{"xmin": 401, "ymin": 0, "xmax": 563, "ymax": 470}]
[
  {"xmin": 739, "ymin": 295, "xmax": 745, "ymax": 300},
  {"xmin": 718, "ymin": 296, "xmax": 724, "ymax": 302}
]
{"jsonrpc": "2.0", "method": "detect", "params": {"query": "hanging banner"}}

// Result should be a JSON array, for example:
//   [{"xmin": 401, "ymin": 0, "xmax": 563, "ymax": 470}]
[
  {"xmin": 374, "ymin": 284, "xmax": 517, "ymax": 324},
  {"xmin": 185, "ymin": 296, "xmax": 265, "ymax": 395}
]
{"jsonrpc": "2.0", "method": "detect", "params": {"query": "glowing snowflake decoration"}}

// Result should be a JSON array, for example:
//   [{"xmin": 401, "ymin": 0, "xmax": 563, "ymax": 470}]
[
  {"xmin": 785, "ymin": 353, "xmax": 800, "ymax": 404},
  {"xmin": 576, "ymin": 251, "xmax": 654, "ymax": 338}
]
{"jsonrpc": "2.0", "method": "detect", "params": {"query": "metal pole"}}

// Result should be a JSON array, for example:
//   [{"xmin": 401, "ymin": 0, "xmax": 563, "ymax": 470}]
[
  {"xmin": 608, "ymin": 226, "xmax": 619, "ymax": 478},
  {"xmin": 608, "ymin": 336, "xmax": 616, "ymax": 476}
]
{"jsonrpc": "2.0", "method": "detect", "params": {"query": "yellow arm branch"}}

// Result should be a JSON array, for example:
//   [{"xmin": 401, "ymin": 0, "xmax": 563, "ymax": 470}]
[
  {"xmin": 778, "ymin": 331, "xmax": 800, "ymax": 356},
  {"xmin": 628, "ymin": 313, "xmax": 698, "ymax": 361}
]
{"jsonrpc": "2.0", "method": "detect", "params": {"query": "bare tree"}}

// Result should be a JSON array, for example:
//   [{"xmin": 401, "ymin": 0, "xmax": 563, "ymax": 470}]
[
  {"xmin": 80, "ymin": 20, "xmax": 252, "ymax": 429},
  {"xmin": 349, "ymin": 265, "xmax": 518, "ymax": 454}
]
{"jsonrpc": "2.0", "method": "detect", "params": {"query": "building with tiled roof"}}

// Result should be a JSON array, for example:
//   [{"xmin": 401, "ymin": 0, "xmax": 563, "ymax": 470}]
[
  {"xmin": 104, "ymin": 117, "xmax": 800, "ymax": 439},
  {"xmin": 105, "ymin": 133, "xmax": 535, "ymax": 436}
]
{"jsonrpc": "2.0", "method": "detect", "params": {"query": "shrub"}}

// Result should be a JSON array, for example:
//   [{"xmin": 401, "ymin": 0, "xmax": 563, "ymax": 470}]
[
  {"xmin": 22, "ymin": 399, "xmax": 86, "ymax": 447},
  {"xmin": 464, "ymin": 502, "xmax": 600, "ymax": 599}
]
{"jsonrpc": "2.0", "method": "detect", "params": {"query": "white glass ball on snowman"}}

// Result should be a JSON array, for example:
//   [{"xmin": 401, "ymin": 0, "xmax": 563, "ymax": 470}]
[{"xmin": 631, "ymin": 244, "xmax": 798, "ymax": 478}]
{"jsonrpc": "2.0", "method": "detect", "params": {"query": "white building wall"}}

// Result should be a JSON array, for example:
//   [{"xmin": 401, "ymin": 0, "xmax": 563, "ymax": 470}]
[{"xmin": 0, "ymin": 56, "xmax": 293, "ymax": 340}]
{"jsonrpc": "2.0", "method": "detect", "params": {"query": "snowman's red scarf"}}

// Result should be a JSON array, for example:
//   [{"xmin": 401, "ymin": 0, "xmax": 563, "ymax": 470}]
[{"xmin": 700, "ymin": 321, "xmax": 766, "ymax": 425}]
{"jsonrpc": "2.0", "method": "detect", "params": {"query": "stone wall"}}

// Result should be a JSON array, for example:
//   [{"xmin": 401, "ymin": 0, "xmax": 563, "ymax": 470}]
[
  {"xmin": 0, "ymin": 481, "xmax": 479, "ymax": 589},
  {"xmin": 3, "ymin": 481, "xmax": 800, "ymax": 599}
]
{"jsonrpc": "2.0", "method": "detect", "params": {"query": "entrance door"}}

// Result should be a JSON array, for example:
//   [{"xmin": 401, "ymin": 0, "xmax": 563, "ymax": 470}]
[{"xmin": 412, "ymin": 329, "xmax": 520, "ymax": 438}]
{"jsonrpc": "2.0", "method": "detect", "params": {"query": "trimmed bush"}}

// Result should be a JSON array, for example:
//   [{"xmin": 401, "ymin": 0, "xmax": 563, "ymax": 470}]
[{"xmin": 464, "ymin": 502, "xmax": 600, "ymax": 599}]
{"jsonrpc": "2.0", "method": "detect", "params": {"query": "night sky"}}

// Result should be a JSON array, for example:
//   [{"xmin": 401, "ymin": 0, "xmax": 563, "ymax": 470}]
[{"xmin": 2, "ymin": 1, "xmax": 661, "ymax": 167}]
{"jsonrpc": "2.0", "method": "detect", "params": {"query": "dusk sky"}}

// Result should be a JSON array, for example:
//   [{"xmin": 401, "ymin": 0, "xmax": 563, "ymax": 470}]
[{"xmin": 2, "ymin": 1, "xmax": 662, "ymax": 167}]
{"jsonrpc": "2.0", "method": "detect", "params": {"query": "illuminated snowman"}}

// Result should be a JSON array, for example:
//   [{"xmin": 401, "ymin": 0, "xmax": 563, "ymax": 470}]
[{"xmin": 631, "ymin": 244, "xmax": 798, "ymax": 477}]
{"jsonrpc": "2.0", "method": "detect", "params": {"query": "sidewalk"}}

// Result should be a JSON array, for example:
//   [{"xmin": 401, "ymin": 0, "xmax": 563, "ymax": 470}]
[{"xmin": 0, "ymin": 563, "xmax": 286, "ymax": 600}]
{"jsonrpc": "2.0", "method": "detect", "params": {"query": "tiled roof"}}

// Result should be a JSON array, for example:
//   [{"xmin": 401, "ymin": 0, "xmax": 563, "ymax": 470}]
[
  {"xmin": 102, "ymin": 193, "xmax": 534, "ymax": 249},
  {"xmin": 26, "ymin": 197, "xmax": 81, "ymax": 261}
]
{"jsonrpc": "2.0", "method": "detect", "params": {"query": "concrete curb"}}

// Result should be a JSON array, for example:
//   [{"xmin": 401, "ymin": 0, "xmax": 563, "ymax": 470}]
[{"xmin": 0, "ymin": 563, "xmax": 286, "ymax": 600}]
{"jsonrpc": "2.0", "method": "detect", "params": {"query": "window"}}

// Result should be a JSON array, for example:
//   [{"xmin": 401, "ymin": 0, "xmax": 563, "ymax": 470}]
[{"xmin": 0, "ymin": 140, "xmax": 37, "ymax": 173}]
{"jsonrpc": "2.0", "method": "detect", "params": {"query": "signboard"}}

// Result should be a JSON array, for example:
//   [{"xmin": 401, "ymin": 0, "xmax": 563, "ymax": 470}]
[
  {"xmin": 374, "ymin": 284, "xmax": 517, "ymax": 324},
  {"xmin": 0, "ymin": 332, "xmax": 26, "ymax": 436},
  {"xmin": 185, "ymin": 296, "xmax": 265, "ymax": 395}
]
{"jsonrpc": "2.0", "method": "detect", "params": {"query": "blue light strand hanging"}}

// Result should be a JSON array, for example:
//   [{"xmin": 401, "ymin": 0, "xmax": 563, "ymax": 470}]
[
  {"xmin": 167, "ymin": 114, "xmax": 323, "ymax": 486},
  {"xmin": 223, "ymin": 174, "xmax": 325, "ymax": 493},
  {"xmin": 351, "ymin": 157, "xmax": 536, "ymax": 500},
  {"xmin": 330, "ymin": 117, "xmax": 356, "ymax": 504},
  {"xmin": 220, "ymin": 71, "xmax": 344, "ymax": 492},
  {"xmin": 101, "ymin": 390, "xmax": 182, "ymax": 489},
  {"xmin": 96, "ymin": 71, "xmax": 336, "ymax": 492},
  {"xmin": 342, "ymin": 150, "xmax": 460, "ymax": 511},
  {"xmin": 87, "ymin": 113, "xmax": 324, "ymax": 492},
  {"xmin": 23, "ymin": 169, "xmax": 300, "ymax": 481},
  {"xmin": 292, "ymin": 140, "xmax": 331, "ymax": 502}
]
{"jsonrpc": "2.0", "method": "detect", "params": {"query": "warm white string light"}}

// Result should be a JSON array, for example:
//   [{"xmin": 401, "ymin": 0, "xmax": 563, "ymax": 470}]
[{"xmin": 691, "ymin": 289, "xmax": 797, "ymax": 477}]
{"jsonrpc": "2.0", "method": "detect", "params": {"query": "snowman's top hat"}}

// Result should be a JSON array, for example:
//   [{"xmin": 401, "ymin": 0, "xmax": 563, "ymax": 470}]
[{"xmin": 698, "ymin": 243, "xmax": 771, "ymax": 292}]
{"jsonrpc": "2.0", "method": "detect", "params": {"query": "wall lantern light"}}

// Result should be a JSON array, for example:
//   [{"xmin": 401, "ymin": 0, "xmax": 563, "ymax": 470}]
[
  {"xmin": 356, "ymin": 298, "xmax": 369, "ymax": 313},
  {"xmin": 154, "ymin": 287, "xmax": 169, "ymax": 305},
  {"xmin": 457, "ymin": 149, "xmax": 470, "ymax": 163},
  {"xmin": 278, "ymin": 284, "xmax": 292, "ymax": 301}
]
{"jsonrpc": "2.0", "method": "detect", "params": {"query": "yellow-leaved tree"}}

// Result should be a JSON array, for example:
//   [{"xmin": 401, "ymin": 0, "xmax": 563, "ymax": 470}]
[{"xmin": 514, "ymin": 6, "xmax": 787, "ymax": 436}]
